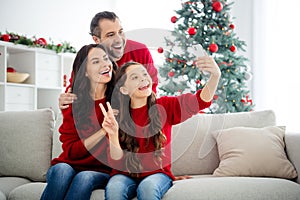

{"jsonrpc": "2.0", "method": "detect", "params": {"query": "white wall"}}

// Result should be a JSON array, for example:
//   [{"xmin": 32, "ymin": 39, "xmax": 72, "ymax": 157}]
[
  {"xmin": 0, "ymin": 0, "xmax": 251, "ymax": 66},
  {"xmin": 0, "ymin": 0, "xmax": 116, "ymax": 50}
]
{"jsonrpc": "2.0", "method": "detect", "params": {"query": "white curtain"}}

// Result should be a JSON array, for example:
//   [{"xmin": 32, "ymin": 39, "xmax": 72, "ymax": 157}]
[{"xmin": 253, "ymin": 0, "xmax": 300, "ymax": 132}]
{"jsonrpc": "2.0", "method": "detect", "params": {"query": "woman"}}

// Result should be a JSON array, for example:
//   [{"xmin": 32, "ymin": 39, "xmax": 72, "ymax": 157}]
[{"xmin": 41, "ymin": 44, "xmax": 117, "ymax": 200}]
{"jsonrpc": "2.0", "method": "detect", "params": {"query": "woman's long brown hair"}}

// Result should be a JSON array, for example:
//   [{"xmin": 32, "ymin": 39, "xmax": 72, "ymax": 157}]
[
  {"xmin": 111, "ymin": 62, "xmax": 166, "ymax": 177},
  {"xmin": 72, "ymin": 44, "xmax": 117, "ymax": 132}
]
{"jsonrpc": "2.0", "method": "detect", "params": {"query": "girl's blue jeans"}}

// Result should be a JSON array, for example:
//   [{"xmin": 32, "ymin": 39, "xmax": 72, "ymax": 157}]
[
  {"xmin": 40, "ymin": 163, "xmax": 109, "ymax": 200},
  {"xmin": 105, "ymin": 173, "xmax": 172, "ymax": 200}
]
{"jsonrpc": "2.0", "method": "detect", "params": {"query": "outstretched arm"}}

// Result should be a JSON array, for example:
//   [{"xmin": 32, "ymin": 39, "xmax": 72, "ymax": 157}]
[{"xmin": 195, "ymin": 56, "xmax": 221, "ymax": 102}]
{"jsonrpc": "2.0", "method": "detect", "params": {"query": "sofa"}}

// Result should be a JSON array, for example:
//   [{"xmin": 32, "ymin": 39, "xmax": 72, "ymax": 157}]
[{"xmin": 0, "ymin": 108, "xmax": 300, "ymax": 200}]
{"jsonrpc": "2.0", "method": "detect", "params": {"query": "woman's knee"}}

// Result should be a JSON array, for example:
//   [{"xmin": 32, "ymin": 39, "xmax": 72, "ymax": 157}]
[{"xmin": 47, "ymin": 163, "xmax": 75, "ymax": 180}]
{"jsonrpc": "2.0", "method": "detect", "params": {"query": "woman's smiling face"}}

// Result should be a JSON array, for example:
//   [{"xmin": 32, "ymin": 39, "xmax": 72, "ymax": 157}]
[{"xmin": 85, "ymin": 47, "xmax": 113, "ymax": 84}]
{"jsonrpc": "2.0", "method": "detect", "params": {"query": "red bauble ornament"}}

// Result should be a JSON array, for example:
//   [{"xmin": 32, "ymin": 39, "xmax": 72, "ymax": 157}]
[
  {"xmin": 230, "ymin": 45, "xmax": 236, "ymax": 52},
  {"xmin": 36, "ymin": 38, "xmax": 47, "ymax": 46},
  {"xmin": 157, "ymin": 47, "xmax": 164, "ymax": 53},
  {"xmin": 212, "ymin": 1, "xmax": 223, "ymax": 12},
  {"xmin": 168, "ymin": 71, "xmax": 175, "ymax": 77},
  {"xmin": 195, "ymin": 79, "xmax": 201, "ymax": 84},
  {"xmin": 229, "ymin": 24, "xmax": 235, "ymax": 29},
  {"xmin": 209, "ymin": 43, "xmax": 218, "ymax": 53},
  {"xmin": 1, "ymin": 34, "xmax": 11, "ymax": 42},
  {"xmin": 188, "ymin": 27, "xmax": 196, "ymax": 35},
  {"xmin": 171, "ymin": 16, "xmax": 177, "ymax": 23}
]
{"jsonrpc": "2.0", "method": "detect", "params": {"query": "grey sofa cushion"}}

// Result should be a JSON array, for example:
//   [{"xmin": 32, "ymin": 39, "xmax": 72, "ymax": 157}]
[
  {"xmin": 0, "ymin": 191, "xmax": 6, "ymax": 200},
  {"xmin": 0, "ymin": 177, "xmax": 30, "ymax": 198},
  {"xmin": 171, "ymin": 110, "xmax": 276, "ymax": 176},
  {"xmin": 8, "ymin": 183, "xmax": 45, "ymax": 200},
  {"xmin": 163, "ymin": 177, "xmax": 300, "ymax": 200},
  {"xmin": 0, "ymin": 109, "xmax": 55, "ymax": 181}
]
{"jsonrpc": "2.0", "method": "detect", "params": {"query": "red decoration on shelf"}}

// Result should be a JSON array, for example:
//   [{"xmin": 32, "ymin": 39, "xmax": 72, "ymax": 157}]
[
  {"xmin": 63, "ymin": 74, "xmax": 67, "ymax": 87},
  {"xmin": 229, "ymin": 24, "xmax": 235, "ymax": 29},
  {"xmin": 157, "ymin": 47, "xmax": 164, "ymax": 53},
  {"xmin": 230, "ymin": 45, "xmax": 236, "ymax": 52},
  {"xmin": 195, "ymin": 79, "xmax": 201, "ymax": 84},
  {"xmin": 209, "ymin": 43, "xmax": 218, "ymax": 53},
  {"xmin": 1, "ymin": 34, "xmax": 10, "ymax": 42},
  {"xmin": 212, "ymin": 1, "xmax": 223, "ymax": 12},
  {"xmin": 171, "ymin": 16, "xmax": 177, "ymax": 23},
  {"xmin": 188, "ymin": 27, "xmax": 196, "ymax": 35},
  {"xmin": 35, "ymin": 38, "xmax": 47, "ymax": 46},
  {"xmin": 7, "ymin": 67, "xmax": 16, "ymax": 73},
  {"xmin": 168, "ymin": 71, "xmax": 175, "ymax": 77}
]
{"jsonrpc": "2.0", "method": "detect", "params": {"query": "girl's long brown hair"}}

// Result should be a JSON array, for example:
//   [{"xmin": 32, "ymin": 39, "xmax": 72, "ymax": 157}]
[{"xmin": 111, "ymin": 62, "xmax": 166, "ymax": 177}]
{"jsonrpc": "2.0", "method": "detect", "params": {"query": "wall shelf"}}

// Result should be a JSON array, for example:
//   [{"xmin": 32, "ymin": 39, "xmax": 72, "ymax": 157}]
[{"xmin": 0, "ymin": 41, "xmax": 74, "ymax": 114}]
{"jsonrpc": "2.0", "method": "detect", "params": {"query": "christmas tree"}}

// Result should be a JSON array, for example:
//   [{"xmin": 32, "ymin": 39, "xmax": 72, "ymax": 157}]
[{"xmin": 158, "ymin": 0, "xmax": 254, "ymax": 113}]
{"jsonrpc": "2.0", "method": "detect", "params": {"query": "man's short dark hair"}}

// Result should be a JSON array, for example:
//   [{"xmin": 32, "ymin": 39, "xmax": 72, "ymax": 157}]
[{"xmin": 90, "ymin": 11, "xmax": 119, "ymax": 37}]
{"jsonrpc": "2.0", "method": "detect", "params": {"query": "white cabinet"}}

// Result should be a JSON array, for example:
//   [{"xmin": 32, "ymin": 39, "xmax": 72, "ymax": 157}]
[{"xmin": 0, "ymin": 41, "xmax": 74, "ymax": 114}]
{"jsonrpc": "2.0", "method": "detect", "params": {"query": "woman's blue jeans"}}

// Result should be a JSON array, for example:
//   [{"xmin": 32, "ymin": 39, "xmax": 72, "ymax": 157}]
[
  {"xmin": 105, "ymin": 173, "xmax": 172, "ymax": 200},
  {"xmin": 40, "ymin": 163, "xmax": 109, "ymax": 200}
]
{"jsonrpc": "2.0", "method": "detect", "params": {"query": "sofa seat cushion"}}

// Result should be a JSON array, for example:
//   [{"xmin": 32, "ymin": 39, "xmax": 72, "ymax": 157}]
[
  {"xmin": 8, "ymin": 183, "xmax": 46, "ymax": 200},
  {"xmin": 163, "ymin": 177, "xmax": 300, "ymax": 200},
  {"xmin": 0, "ymin": 177, "xmax": 30, "ymax": 198}
]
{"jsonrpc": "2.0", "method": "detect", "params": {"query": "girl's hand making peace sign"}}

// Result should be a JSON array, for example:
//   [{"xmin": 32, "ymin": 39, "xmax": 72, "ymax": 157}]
[{"xmin": 99, "ymin": 102, "xmax": 119, "ymax": 137}]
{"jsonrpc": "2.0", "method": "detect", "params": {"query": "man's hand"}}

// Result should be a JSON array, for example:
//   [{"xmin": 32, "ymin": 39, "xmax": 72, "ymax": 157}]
[{"xmin": 59, "ymin": 88, "xmax": 77, "ymax": 109}]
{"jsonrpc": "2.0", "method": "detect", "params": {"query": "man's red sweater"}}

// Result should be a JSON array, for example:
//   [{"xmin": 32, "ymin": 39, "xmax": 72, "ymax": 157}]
[
  {"xmin": 66, "ymin": 39, "xmax": 158, "ymax": 93},
  {"xmin": 52, "ymin": 98, "xmax": 111, "ymax": 174},
  {"xmin": 108, "ymin": 90, "xmax": 212, "ymax": 180}
]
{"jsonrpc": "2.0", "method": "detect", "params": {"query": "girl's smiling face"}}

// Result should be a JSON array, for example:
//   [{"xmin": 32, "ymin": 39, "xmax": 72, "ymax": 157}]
[
  {"xmin": 120, "ymin": 64, "xmax": 152, "ymax": 99},
  {"xmin": 86, "ymin": 47, "xmax": 113, "ymax": 84}
]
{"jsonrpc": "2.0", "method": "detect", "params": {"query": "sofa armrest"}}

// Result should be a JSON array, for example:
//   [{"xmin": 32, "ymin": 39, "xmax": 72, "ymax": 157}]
[{"xmin": 285, "ymin": 132, "xmax": 300, "ymax": 184}]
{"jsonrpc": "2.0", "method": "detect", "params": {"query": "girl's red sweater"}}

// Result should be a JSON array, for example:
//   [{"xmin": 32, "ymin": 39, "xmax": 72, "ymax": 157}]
[{"xmin": 109, "ymin": 90, "xmax": 211, "ymax": 180}]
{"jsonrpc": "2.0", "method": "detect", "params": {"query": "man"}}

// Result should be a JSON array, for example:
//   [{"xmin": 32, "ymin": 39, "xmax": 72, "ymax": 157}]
[{"xmin": 59, "ymin": 11, "xmax": 158, "ymax": 109}]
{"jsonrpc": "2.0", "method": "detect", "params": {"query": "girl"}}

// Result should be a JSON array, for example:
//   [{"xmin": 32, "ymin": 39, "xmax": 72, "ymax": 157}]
[
  {"xmin": 41, "ymin": 44, "xmax": 117, "ymax": 200},
  {"xmin": 101, "ymin": 54, "xmax": 221, "ymax": 200}
]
